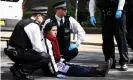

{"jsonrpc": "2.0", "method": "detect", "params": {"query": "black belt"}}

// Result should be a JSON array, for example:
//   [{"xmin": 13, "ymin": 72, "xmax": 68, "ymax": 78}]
[
  {"xmin": 102, "ymin": 9, "xmax": 116, "ymax": 16},
  {"xmin": 9, "ymin": 46, "xmax": 30, "ymax": 52}
]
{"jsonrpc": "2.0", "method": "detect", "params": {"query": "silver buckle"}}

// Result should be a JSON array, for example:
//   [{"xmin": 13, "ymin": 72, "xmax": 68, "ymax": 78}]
[
  {"xmin": 13, "ymin": 50, "xmax": 18, "ymax": 56},
  {"xmin": 107, "ymin": 11, "xmax": 112, "ymax": 16}
]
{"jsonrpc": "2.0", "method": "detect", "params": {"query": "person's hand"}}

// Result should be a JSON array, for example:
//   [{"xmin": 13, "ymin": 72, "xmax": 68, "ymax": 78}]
[
  {"xmin": 90, "ymin": 16, "xmax": 96, "ymax": 26},
  {"xmin": 68, "ymin": 43, "xmax": 79, "ymax": 51},
  {"xmin": 56, "ymin": 74, "xmax": 67, "ymax": 79},
  {"xmin": 115, "ymin": 10, "xmax": 122, "ymax": 19}
]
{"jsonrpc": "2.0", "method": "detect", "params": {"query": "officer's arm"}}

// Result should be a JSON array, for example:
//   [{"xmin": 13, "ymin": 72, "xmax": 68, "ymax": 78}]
[
  {"xmin": 89, "ymin": 0, "xmax": 96, "ymax": 17},
  {"xmin": 41, "ymin": 18, "xmax": 51, "ymax": 32},
  {"xmin": 24, "ymin": 23, "xmax": 45, "ymax": 53},
  {"xmin": 118, "ymin": 0, "xmax": 125, "ymax": 10},
  {"xmin": 69, "ymin": 17, "xmax": 86, "ymax": 44}
]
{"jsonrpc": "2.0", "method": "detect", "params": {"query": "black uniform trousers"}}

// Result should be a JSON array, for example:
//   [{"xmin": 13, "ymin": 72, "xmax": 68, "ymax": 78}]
[
  {"xmin": 126, "ymin": 10, "xmax": 133, "ymax": 50},
  {"xmin": 62, "ymin": 48, "xmax": 78, "ymax": 62},
  {"xmin": 6, "ymin": 48, "xmax": 49, "ymax": 74},
  {"xmin": 101, "ymin": 10, "xmax": 128, "ymax": 65}
]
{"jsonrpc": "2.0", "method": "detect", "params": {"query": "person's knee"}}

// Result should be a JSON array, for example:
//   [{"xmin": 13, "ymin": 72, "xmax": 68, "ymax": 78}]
[
  {"xmin": 40, "ymin": 55, "xmax": 51, "ymax": 64},
  {"xmin": 72, "ymin": 48, "xmax": 78, "ymax": 54},
  {"xmin": 69, "ymin": 48, "xmax": 78, "ymax": 58},
  {"xmin": 40, "ymin": 52, "xmax": 50, "ymax": 62}
]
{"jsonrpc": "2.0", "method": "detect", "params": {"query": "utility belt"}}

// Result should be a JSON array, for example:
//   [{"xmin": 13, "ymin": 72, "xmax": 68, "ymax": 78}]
[
  {"xmin": 4, "ymin": 46, "xmax": 17, "ymax": 56},
  {"xmin": 4, "ymin": 45, "xmax": 30, "ymax": 57},
  {"xmin": 102, "ymin": 8, "xmax": 117, "ymax": 16}
]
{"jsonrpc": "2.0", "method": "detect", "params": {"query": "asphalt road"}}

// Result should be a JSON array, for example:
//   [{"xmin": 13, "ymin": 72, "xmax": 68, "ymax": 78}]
[{"xmin": 1, "ymin": 42, "xmax": 133, "ymax": 80}]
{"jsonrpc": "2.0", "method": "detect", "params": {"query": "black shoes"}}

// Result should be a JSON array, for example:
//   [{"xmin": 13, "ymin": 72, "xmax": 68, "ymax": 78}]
[
  {"xmin": 96, "ymin": 58, "xmax": 113, "ymax": 77},
  {"xmin": 14, "ymin": 69, "xmax": 34, "ymax": 80},
  {"xmin": 10, "ymin": 64, "xmax": 34, "ymax": 80},
  {"xmin": 10, "ymin": 63, "xmax": 20, "ymax": 76},
  {"xmin": 111, "ymin": 61, "xmax": 116, "ymax": 69},
  {"xmin": 130, "ymin": 59, "xmax": 133, "ymax": 64},
  {"xmin": 120, "ymin": 64, "xmax": 128, "ymax": 71}
]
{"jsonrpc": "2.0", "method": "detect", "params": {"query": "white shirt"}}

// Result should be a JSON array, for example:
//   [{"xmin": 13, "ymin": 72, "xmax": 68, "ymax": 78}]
[
  {"xmin": 44, "ymin": 38, "xmax": 58, "ymax": 73},
  {"xmin": 89, "ymin": 0, "xmax": 126, "ymax": 17},
  {"xmin": 44, "ymin": 38, "xmax": 70, "ymax": 73},
  {"xmin": 42, "ymin": 15, "xmax": 86, "ymax": 44},
  {"xmin": 24, "ymin": 17, "xmax": 46, "ymax": 53}
]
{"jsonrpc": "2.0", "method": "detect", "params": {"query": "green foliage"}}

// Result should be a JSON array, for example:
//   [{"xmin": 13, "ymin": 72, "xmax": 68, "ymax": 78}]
[
  {"xmin": 23, "ymin": 9, "xmax": 32, "ymax": 19},
  {"xmin": 67, "ymin": 9, "xmax": 74, "ymax": 17},
  {"xmin": 80, "ymin": 7, "xmax": 101, "ymax": 27},
  {"xmin": 95, "ymin": 7, "xmax": 101, "ymax": 27}
]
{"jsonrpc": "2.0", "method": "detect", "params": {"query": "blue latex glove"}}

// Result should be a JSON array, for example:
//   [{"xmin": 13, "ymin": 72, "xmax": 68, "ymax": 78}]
[
  {"xmin": 56, "ymin": 74, "xmax": 67, "ymax": 79},
  {"xmin": 90, "ymin": 16, "xmax": 96, "ymax": 26},
  {"xmin": 115, "ymin": 10, "xmax": 122, "ymax": 19},
  {"xmin": 68, "ymin": 43, "xmax": 79, "ymax": 51}
]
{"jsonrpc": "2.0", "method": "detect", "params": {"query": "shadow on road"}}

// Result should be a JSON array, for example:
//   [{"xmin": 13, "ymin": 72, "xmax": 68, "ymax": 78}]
[{"xmin": 1, "ymin": 50, "xmax": 133, "ymax": 80}]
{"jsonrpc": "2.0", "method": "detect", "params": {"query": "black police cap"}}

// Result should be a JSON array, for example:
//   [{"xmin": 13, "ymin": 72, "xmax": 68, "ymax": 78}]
[{"xmin": 53, "ymin": 1, "xmax": 67, "ymax": 10}]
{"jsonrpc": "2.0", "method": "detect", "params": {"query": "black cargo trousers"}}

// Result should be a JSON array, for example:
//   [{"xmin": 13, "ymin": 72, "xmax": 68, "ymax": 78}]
[
  {"xmin": 4, "ymin": 48, "xmax": 50, "ymax": 74},
  {"xmin": 126, "ymin": 10, "xmax": 133, "ymax": 50},
  {"xmin": 101, "ymin": 9, "xmax": 129, "ymax": 65}
]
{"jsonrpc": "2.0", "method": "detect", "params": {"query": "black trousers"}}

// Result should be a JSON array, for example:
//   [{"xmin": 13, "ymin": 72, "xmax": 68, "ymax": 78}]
[
  {"xmin": 126, "ymin": 10, "xmax": 133, "ymax": 50},
  {"xmin": 62, "ymin": 48, "xmax": 78, "ymax": 62},
  {"xmin": 101, "ymin": 10, "xmax": 128, "ymax": 65},
  {"xmin": 7, "ymin": 49, "xmax": 49, "ymax": 74}
]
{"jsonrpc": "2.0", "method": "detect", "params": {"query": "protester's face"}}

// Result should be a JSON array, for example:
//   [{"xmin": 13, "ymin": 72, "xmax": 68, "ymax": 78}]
[
  {"xmin": 49, "ymin": 26, "xmax": 57, "ymax": 37},
  {"xmin": 36, "ymin": 14, "xmax": 45, "ymax": 24},
  {"xmin": 56, "ymin": 8, "xmax": 67, "ymax": 17}
]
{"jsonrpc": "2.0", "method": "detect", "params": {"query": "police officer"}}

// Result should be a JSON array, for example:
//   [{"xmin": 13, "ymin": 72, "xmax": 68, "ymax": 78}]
[
  {"xmin": 89, "ymin": 0, "xmax": 129, "ymax": 71},
  {"xmin": 4, "ymin": 6, "xmax": 50, "ymax": 80},
  {"xmin": 125, "ymin": 0, "xmax": 133, "ymax": 63},
  {"xmin": 43, "ymin": 1, "xmax": 85, "ymax": 62}
]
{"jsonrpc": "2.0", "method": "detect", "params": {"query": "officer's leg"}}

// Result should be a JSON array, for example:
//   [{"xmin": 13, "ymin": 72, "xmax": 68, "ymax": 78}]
[
  {"xmin": 102, "ymin": 15, "xmax": 115, "ymax": 63},
  {"xmin": 114, "ymin": 11, "xmax": 128, "ymax": 70},
  {"xmin": 42, "ymin": 65, "xmax": 53, "ymax": 76},
  {"xmin": 126, "ymin": 11, "xmax": 133, "ymax": 63},
  {"xmin": 63, "ymin": 48, "xmax": 78, "ymax": 62},
  {"xmin": 126, "ymin": 11, "xmax": 133, "ymax": 50},
  {"xmin": 14, "ymin": 57, "xmax": 50, "ymax": 80},
  {"xmin": 10, "ymin": 63, "xmax": 20, "ymax": 76},
  {"xmin": 13, "ymin": 49, "xmax": 50, "ymax": 80}
]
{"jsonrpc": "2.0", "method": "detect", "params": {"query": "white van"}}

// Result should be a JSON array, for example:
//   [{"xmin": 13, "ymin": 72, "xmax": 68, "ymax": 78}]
[{"xmin": 0, "ymin": 0, "xmax": 24, "ymax": 30}]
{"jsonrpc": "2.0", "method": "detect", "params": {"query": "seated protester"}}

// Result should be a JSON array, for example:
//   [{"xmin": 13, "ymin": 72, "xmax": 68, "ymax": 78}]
[
  {"xmin": 4, "ymin": 6, "xmax": 50, "ymax": 80},
  {"xmin": 43, "ymin": 1, "xmax": 86, "ymax": 62},
  {"xmin": 43, "ymin": 22, "xmax": 113, "ymax": 78}
]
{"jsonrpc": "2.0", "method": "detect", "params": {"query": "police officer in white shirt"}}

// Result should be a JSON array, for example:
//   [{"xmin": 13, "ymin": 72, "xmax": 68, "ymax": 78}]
[
  {"xmin": 43, "ymin": 1, "xmax": 85, "ymax": 62},
  {"xmin": 89, "ymin": 0, "xmax": 128, "ymax": 71},
  {"xmin": 5, "ymin": 6, "xmax": 50, "ymax": 80}
]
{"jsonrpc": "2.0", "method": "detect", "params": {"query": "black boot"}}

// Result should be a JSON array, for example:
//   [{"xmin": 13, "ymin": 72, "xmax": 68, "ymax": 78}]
[
  {"xmin": 96, "ymin": 58, "xmax": 113, "ymax": 77},
  {"xmin": 130, "ymin": 59, "xmax": 133, "ymax": 63},
  {"xmin": 14, "ymin": 68, "xmax": 34, "ymax": 80},
  {"xmin": 111, "ymin": 60, "xmax": 116, "ymax": 69},
  {"xmin": 10, "ymin": 63, "xmax": 20, "ymax": 76}
]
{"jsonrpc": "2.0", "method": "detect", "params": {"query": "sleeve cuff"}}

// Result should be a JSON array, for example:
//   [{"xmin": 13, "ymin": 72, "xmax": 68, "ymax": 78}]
[
  {"xmin": 118, "ymin": 7, "xmax": 123, "ymax": 10},
  {"xmin": 76, "ymin": 40, "xmax": 82, "ymax": 45}
]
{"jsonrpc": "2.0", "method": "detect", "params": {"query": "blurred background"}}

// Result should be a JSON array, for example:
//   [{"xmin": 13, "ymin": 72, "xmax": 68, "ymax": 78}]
[{"xmin": 23, "ymin": 0, "xmax": 101, "ymax": 33}]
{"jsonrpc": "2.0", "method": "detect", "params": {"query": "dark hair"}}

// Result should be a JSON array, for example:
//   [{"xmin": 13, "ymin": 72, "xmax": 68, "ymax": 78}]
[{"xmin": 43, "ymin": 22, "xmax": 57, "ymax": 34}]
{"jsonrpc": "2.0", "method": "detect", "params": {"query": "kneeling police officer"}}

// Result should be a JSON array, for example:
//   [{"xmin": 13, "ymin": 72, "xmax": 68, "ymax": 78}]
[{"xmin": 4, "ymin": 6, "xmax": 50, "ymax": 80}]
